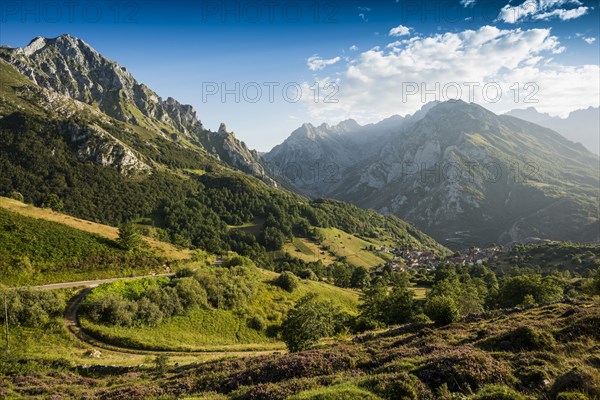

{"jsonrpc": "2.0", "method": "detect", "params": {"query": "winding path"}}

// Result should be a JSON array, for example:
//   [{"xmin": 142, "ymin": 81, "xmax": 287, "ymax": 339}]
[{"xmin": 35, "ymin": 275, "xmax": 282, "ymax": 357}]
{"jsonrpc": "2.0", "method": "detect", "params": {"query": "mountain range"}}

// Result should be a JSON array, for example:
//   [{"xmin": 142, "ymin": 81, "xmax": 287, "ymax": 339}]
[
  {"xmin": 1, "ymin": 34, "xmax": 598, "ymax": 251},
  {"xmin": 265, "ymin": 101, "xmax": 600, "ymax": 248},
  {"xmin": 0, "ymin": 35, "xmax": 271, "ymax": 183},
  {"xmin": 505, "ymin": 107, "xmax": 599, "ymax": 155},
  {"xmin": 0, "ymin": 34, "xmax": 445, "ymax": 260}
]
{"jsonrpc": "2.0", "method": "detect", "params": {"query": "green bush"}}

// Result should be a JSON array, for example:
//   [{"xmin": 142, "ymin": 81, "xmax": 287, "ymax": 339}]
[
  {"xmin": 43, "ymin": 194, "xmax": 63, "ymax": 212},
  {"xmin": 480, "ymin": 326, "xmax": 555, "ymax": 352},
  {"xmin": 9, "ymin": 191, "xmax": 24, "ymax": 202},
  {"xmin": 471, "ymin": 385, "xmax": 526, "ymax": 400},
  {"xmin": 361, "ymin": 372, "xmax": 431, "ymax": 400},
  {"xmin": 282, "ymin": 294, "xmax": 338, "ymax": 352},
  {"xmin": 1, "ymin": 288, "xmax": 66, "ymax": 327},
  {"xmin": 288, "ymin": 383, "xmax": 383, "ymax": 400},
  {"xmin": 277, "ymin": 271, "xmax": 300, "ymax": 293},
  {"xmin": 424, "ymin": 295, "xmax": 459, "ymax": 325},
  {"xmin": 248, "ymin": 315, "xmax": 267, "ymax": 331},
  {"xmin": 174, "ymin": 277, "xmax": 208, "ymax": 309}
]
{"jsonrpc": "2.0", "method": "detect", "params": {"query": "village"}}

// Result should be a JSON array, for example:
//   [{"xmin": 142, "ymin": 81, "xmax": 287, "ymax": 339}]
[{"xmin": 374, "ymin": 244, "xmax": 507, "ymax": 272}]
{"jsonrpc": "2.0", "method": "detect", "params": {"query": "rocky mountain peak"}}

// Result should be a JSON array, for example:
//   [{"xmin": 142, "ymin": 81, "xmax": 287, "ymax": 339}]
[
  {"xmin": 218, "ymin": 123, "xmax": 230, "ymax": 135},
  {"xmin": 0, "ymin": 34, "xmax": 204, "ymax": 140}
]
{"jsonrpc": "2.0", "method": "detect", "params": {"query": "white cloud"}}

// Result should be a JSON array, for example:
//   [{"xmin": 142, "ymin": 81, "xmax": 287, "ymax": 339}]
[
  {"xmin": 534, "ymin": 6, "xmax": 589, "ymax": 20},
  {"xmin": 583, "ymin": 37, "xmax": 596, "ymax": 44},
  {"xmin": 460, "ymin": 0, "xmax": 477, "ymax": 6},
  {"xmin": 497, "ymin": 0, "xmax": 589, "ymax": 23},
  {"xmin": 307, "ymin": 55, "xmax": 342, "ymax": 71},
  {"xmin": 389, "ymin": 25, "xmax": 412, "ymax": 37},
  {"xmin": 302, "ymin": 26, "xmax": 599, "ymax": 122},
  {"xmin": 349, "ymin": 45, "xmax": 359, "ymax": 51}
]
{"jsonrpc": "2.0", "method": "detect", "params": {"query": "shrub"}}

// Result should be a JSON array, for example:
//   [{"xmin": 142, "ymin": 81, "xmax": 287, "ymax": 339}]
[
  {"xmin": 286, "ymin": 383, "xmax": 383, "ymax": 400},
  {"xmin": 84, "ymin": 292, "xmax": 138, "ymax": 326},
  {"xmin": 154, "ymin": 355, "xmax": 169, "ymax": 376},
  {"xmin": 43, "ymin": 194, "xmax": 63, "ymax": 212},
  {"xmin": 416, "ymin": 347, "xmax": 514, "ymax": 393},
  {"xmin": 174, "ymin": 277, "xmax": 208, "ymax": 309},
  {"xmin": 248, "ymin": 315, "xmax": 267, "ymax": 331},
  {"xmin": 550, "ymin": 368, "xmax": 600, "ymax": 399},
  {"xmin": 480, "ymin": 326, "xmax": 555, "ymax": 352},
  {"xmin": 277, "ymin": 271, "xmax": 300, "ymax": 293},
  {"xmin": 136, "ymin": 298, "xmax": 164, "ymax": 326},
  {"xmin": 2, "ymin": 288, "xmax": 67, "ymax": 327},
  {"xmin": 472, "ymin": 385, "xmax": 526, "ymax": 400},
  {"xmin": 424, "ymin": 295, "xmax": 459, "ymax": 325},
  {"xmin": 360, "ymin": 372, "xmax": 431, "ymax": 400},
  {"xmin": 281, "ymin": 294, "xmax": 338, "ymax": 352},
  {"xmin": 298, "ymin": 269, "xmax": 318, "ymax": 281},
  {"xmin": 9, "ymin": 191, "xmax": 24, "ymax": 202}
]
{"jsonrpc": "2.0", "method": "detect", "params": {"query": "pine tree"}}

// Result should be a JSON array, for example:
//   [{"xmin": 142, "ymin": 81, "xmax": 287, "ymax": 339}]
[{"xmin": 118, "ymin": 221, "xmax": 142, "ymax": 251}]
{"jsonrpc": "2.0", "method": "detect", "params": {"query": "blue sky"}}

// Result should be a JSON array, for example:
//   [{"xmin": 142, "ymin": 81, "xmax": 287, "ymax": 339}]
[{"xmin": 1, "ymin": 0, "xmax": 599, "ymax": 151}]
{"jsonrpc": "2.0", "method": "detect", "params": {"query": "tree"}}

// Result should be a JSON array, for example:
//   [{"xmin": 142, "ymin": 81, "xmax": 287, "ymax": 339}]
[
  {"xmin": 43, "ymin": 194, "xmax": 63, "ymax": 212},
  {"xmin": 276, "ymin": 271, "xmax": 299, "ymax": 292},
  {"xmin": 262, "ymin": 226, "xmax": 285, "ymax": 251},
  {"xmin": 351, "ymin": 267, "xmax": 371, "ymax": 289},
  {"xmin": 331, "ymin": 262, "xmax": 352, "ymax": 288},
  {"xmin": 386, "ymin": 286, "xmax": 416, "ymax": 325},
  {"xmin": 174, "ymin": 277, "xmax": 208, "ymax": 309},
  {"xmin": 118, "ymin": 221, "xmax": 142, "ymax": 251},
  {"xmin": 281, "ymin": 293, "xmax": 338, "ymax": 352},
  {"xmin": 359, "ymin": 283, "xmax": 389, "ymax": 326},
  {"xmin": 424, "ymin": 295, "xmax": 459, "ymax": 325}
]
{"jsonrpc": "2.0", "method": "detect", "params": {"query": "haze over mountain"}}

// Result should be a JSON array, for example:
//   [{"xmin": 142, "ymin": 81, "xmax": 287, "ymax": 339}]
[
  {"xmin": 266, "ymin": 101, "xmax": 600, "ymax": 248},
  {"xmin": 505, "ymin": 107, "xmax": 600, "ymax": 155}
]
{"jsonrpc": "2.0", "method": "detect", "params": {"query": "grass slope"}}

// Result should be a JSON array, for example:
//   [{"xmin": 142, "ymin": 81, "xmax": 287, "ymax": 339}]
[
  {"xmin": 80, "ymin": 269, "xmax": 359, "ymax": 351},
  {"xmin": 2, "ymin": 299, "xmax": 598, "ymax": 399},
  {"xmin": 0, "ymin": 197, "xmax": 191, "ymax": 285},
  {"xmin": 0, "ymin": 196, "xmax": 190, "ymax": 261}
]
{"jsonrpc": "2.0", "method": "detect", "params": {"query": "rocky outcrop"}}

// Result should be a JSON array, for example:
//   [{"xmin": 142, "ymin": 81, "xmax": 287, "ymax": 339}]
[
  {"xmin": 65, "ymin": 122, "xmax": 151, "ymax": 175},
  {"xmin": 200, "ymin": 123, "xmax": 276, "ymax": 186}
]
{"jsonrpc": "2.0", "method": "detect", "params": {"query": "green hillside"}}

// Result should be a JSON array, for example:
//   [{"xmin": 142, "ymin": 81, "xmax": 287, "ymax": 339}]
[
  {"xmin": 0, "ymin": 59, "xmax": 447, "ymax": 275},
  {"xmin": 0, "ymin": 205, "xmax": 171, "ymax": 286},
  {"xmin": 79, "ymin": 268, "xmax": 359, "ymax": 352}
]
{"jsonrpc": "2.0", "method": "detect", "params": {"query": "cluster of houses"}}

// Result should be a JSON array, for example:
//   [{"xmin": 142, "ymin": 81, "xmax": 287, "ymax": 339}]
[{"xmin": 375, "ymin": 245, "xmax": 506, "ymax": 272}]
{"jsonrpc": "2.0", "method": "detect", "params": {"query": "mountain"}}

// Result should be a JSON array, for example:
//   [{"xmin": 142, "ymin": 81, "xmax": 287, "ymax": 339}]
[
  {"xmin": 0, "ymin": 35, "xmax": 269, "ymax": 182},
  {"xmin": 0, "ymin": 35, "xmax": 447, "ymax": 267},
  {"xmin": 266, "ymin": 101, "xmax": 600, "ymax": 248},
  {"xmin": 505, "ymin": 107, "xmax": 599, "ymax": 155},
  {"xmin": 263, "ymin": 102, "xmax": 438, "ymax": 197}
]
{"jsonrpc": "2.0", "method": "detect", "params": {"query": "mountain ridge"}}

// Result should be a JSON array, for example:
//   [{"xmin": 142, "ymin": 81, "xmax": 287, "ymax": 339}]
[
  {"xmin": 505, "ymin": 106, "xmax": 599, "ymax": 155},
  {"xmin": 0, "ymin": 35, "xmax": 448, "ymax": 265},
  {"xmin": 0, "ymin": 34, "xmax": 274, "ymax": 183},
  {"xmin": 266, "ymin": 100, "xmax": 599, "ymax": 247}
]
